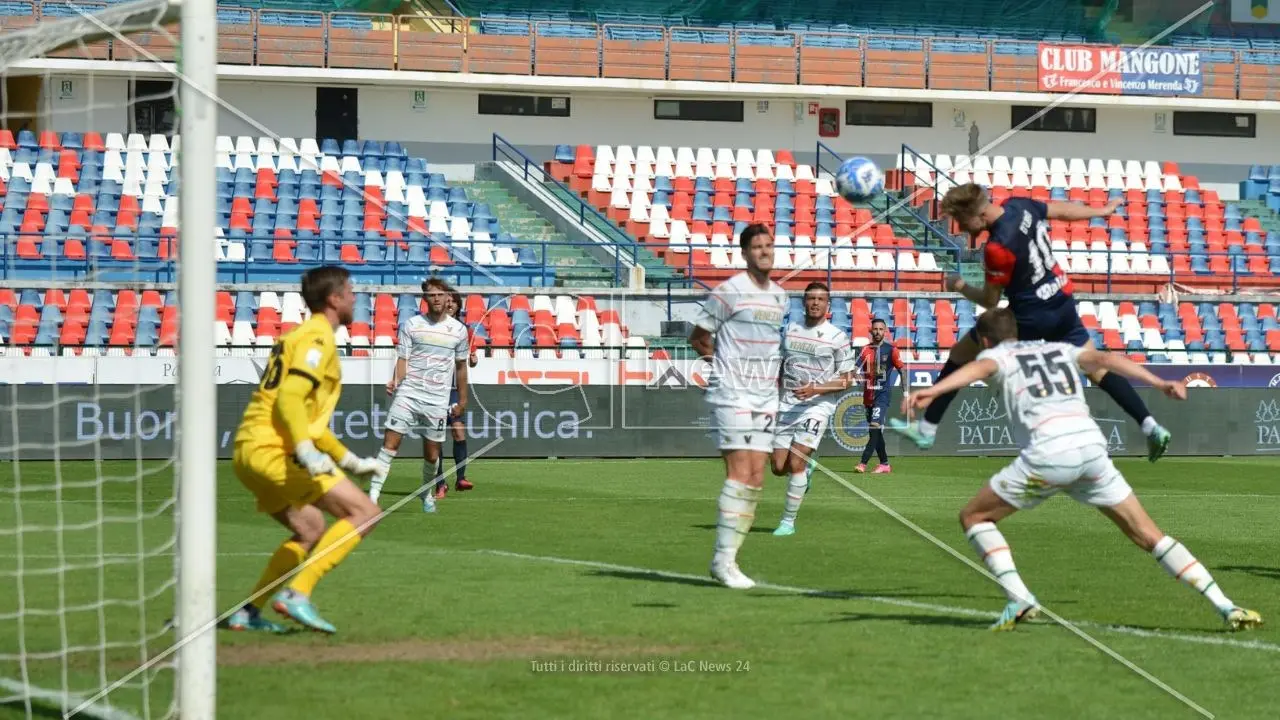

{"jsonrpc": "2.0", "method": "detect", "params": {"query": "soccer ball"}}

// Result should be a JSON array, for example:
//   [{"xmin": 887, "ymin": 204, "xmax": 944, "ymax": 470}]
[{"xmin": 834, "ymin": 156, "xmax": 884, "ymax": 202}]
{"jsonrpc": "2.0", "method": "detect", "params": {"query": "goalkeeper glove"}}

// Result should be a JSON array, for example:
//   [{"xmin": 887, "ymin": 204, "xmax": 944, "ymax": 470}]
[
  {"xmin": 339, "ymin": 452, "xmax": 381, "ymax": 477},
  {"xmin": 292, "ymin": 439, "xmax": 336, "ymax": 477}
]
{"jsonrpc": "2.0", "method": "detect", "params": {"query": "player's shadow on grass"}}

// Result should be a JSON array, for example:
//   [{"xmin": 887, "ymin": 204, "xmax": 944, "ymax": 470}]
[
  {"xmin": 590, "ymin": 570, "xmax": 995, "ymax": 604},
  {"xmin": 589, "ymin": 569, "xmax": 720, "ymax": 588},
  {"xmin": 827, "ymin": 611, "xmax": 990, "ymax": 629},
  {"xmin": 752, "ymin": 586, "xmax": 1003, "ymax": 602},
  {"xmin": 690, "ymin": 523, "xmax": 776, "ymax": 535},
  {"xmin": 1217, "ymin": 565, "xmax": 1280, "ymax": 582}
]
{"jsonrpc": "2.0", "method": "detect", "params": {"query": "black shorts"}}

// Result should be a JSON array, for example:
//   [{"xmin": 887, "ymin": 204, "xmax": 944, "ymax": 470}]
[
  {"xmin": 964, "ymin": 300, "xmax": 1090, "ymax": 348},
  {"xmin": 865, "ymin": 396, "xmax": 891, "ymax": 426}
]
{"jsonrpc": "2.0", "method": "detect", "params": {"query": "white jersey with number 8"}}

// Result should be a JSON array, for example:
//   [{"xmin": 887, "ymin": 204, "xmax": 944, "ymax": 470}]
[{"xmin": 977, "ymin": 340, "xmax": 1107, "ymax": 463}]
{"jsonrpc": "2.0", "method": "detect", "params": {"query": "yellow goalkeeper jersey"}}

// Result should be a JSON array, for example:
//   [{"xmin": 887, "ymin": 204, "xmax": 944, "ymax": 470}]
[{"xmin": 234, "ymin": 313, "xmax": 342, "ymax": 450}]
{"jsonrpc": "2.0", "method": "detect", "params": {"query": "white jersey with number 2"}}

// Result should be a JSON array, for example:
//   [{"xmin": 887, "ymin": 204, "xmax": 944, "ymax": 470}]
[
  {"xmin": 694, "ymin": 271, "xmax": 788, "ymax": 413},
  {"xmin": 977, "ymin": 340, "xmax": 1107, "ymax": 464}
]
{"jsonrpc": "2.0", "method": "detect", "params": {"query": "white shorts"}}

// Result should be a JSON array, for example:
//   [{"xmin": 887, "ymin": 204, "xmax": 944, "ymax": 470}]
[
  {"xmin": 772, "ymin": 404, "xmax": 831, "ymax": 451},
  {"xmin": 710, "ymin": 405, "xmax": 776, "ymax": 453},
  {"xmin": 385, "ymin": 393, "xmax": 448, "ymax": 443},
  {"xmin": 989, "ymin": 443, "xmax": 1133, "ymax": 511}
]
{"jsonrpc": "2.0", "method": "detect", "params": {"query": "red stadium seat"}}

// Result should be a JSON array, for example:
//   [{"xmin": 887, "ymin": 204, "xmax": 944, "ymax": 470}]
[{"xmin": 429, "ymin": 245, "xmax": 451, "ymax": 265}]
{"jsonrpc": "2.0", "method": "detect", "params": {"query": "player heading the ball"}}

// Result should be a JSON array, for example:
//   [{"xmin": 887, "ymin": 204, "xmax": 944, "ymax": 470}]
[{"xmin": 890, "ymin": 183, "xmax": 1172, "ymax": 463}]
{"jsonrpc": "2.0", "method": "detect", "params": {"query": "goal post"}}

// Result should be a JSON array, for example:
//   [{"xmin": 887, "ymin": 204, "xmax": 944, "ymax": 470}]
[
  {"xmin": 0, "ymin": 0, "xmax": 218, "ymax": 716},
  {"xmin": 176, "ymin": 0, "xmax": 217, "ymax": 717}
]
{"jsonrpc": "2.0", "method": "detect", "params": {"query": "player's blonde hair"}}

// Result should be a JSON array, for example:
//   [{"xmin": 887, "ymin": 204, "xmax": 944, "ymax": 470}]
[{"xmin": 940, "ymin": 183, "xmax": 988, "ymax": 221}]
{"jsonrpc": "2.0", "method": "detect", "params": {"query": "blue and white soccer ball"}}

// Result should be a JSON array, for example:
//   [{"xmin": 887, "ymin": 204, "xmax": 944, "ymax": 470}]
[{"xmin": 834, "ymin": 156, "xmax": 884, "ymax": 203}]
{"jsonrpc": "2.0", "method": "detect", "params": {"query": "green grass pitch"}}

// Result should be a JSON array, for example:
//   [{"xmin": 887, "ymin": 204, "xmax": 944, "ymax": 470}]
[{"xmin": 4, "ymin": 456, "xmax": 1280, "ymax": 719}]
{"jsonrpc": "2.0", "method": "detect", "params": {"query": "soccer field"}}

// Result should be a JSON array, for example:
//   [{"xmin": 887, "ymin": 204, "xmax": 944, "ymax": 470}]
[{"xmin": 5, "ymin": 455, "xmax": 1280, "ymax": 719}]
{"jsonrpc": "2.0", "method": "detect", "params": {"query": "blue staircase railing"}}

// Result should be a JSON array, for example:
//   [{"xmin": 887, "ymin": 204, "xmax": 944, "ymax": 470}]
[{"xmin": 491, "ymin": 133, "xmax": 642, "ymax": 286}]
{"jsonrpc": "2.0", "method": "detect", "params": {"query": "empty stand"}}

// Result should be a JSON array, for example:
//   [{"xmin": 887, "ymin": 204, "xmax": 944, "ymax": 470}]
[
  {"xmin": 5, "ymin": 286, "xmax": 1274, "ymax": 362},
  {"xmin": 897, "ymin": 152, "xmax": 1279, "ymax": 292},
  {"xmin": 0, "ymin": 288, "xmax": 647, "ymax": 358},
  {"xmin": 0, "ymin": 131, "xmax": 554, "ymax": 286},
  {"xmin": 548, "ymin": 144, "xmax": 946, "ymax": 290},
  {"xmin": 16, "ymin": 2, "xmax": 1280, "ymax": 98}
]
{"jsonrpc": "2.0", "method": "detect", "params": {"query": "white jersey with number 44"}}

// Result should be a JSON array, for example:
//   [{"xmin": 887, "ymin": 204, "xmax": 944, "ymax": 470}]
[
  {"xmin": 977, "ymin": 340, "xmax": 1107, "ymax": 461},
  {"xmin": 779, "ymin": 320, "xmax": 854, "ymax": 414}
]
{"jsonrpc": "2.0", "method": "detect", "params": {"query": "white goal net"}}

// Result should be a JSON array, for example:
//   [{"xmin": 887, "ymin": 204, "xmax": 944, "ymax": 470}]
[{"xmin": 0, "ymin": 0, "xmax": 216, "ymax": 718}]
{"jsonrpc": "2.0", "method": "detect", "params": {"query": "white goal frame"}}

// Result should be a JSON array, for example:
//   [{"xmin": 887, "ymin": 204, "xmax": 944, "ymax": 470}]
[
  {"xmin": 176, "ymin": 0, "xmax": 218, "ymax": 715},
  {"xmin": 1, "ymin": 0, "xmax": 218, "ymax": 716}
]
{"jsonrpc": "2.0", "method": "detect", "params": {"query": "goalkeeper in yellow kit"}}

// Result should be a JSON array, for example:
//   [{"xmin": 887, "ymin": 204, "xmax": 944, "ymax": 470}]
[{"xmin": 224, "ymin": 265, "xmax": 382, "ymax": 635}]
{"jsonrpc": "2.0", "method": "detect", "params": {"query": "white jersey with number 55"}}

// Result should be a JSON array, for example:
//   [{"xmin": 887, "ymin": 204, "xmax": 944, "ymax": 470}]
[{"xmin": 977, "ymin": 340, "xmax": 1107, "ymax": 461}]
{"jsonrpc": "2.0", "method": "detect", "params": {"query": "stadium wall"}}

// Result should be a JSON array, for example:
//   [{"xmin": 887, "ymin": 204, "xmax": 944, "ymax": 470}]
[
  {"xmin": 5, "ymin": 384, "xmax": 1278, "ymax": 460},
  {"xmin": 37, "ymin": 74, "xmax": 1270, "ymax": 181}
]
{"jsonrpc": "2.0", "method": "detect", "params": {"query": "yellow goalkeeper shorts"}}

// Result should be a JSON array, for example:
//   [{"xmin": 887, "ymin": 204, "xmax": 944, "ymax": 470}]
[{"xmin": 233, "ymin": 440, "xmax": 345, "ymax": 515}]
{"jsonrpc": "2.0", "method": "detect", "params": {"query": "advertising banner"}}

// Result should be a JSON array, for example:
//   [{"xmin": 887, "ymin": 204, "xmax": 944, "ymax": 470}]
[
  {"xmin": 2, "ymin": 384, "xmax": 1278, "ymax": 461},
  {"xmin": 3, "ymin": 354, "xmax": 1278, "ymax": 388},
  {"xmin": 1037, "ymin": 44, "xmax": 1203, "ymax": 96}
]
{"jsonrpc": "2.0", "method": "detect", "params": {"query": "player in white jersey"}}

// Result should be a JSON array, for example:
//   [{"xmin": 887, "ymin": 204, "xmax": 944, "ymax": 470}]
[
  {"xmin": 904, "ymin": 308, "xmax": 1262, "ymax": 632},
  {"xmin": 770, "ymin": 282, "xmax": 855, "ymax": 537},
  {"xmin": 689, "ymin": 223, "xmax": 788, "ymax": 590},
  {"xmin": 368, "ymin": 278, "xmax": 471, "ymax": 513}
]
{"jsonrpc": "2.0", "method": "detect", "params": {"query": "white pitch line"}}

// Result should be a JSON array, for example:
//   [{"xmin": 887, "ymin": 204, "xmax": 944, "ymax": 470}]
[
  {"xmin": 472, "ymin": 548, "xmax": 1280, "ymax": 657},
  {"xmin": 6, "ymin": 548, "xmax": 1278, "ymax": 656}
]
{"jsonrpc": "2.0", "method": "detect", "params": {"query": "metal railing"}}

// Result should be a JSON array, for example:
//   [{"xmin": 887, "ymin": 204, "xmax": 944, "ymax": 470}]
[
  {"xmin": 818, "ymin": 141, "xmax": 963, "ymax": 255},
  {"xmin": 4, "ymin": 334, "xmax": 1262, "ymax": 360},
  {"xmin": 491, "ymin": 133, "xmax": 640, "ymax": 285},
  {"xmin": 3, "ymin": 235, "xmax": 1275, "ymax": 292}
]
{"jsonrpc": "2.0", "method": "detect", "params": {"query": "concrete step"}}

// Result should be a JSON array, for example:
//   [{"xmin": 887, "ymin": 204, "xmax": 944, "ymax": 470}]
[{"xmin": 457, "ymin": 180, "xmax": 615, "ymax": 284}]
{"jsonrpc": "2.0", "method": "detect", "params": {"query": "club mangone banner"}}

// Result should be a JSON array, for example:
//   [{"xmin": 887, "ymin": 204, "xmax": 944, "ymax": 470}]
[{"xmin": 1037, "ymin": 44, "xmax": 1203, "ymax": 96}]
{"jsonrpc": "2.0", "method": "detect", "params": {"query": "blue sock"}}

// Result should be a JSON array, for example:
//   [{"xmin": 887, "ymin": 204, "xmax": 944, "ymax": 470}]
[
  {"xmin": 860, "ymin": 429, "xmax": 880, "ymax": 464},
  {"xmin": 923, "ymin": 359, "xmax": 961, "ymax": 425},
  {"xmin": 453, "ymin": 439, "xmax": 468, "ymax": 480},
  {"xmin": 1096, "ymin": 372, "xmax": 1153, "ymax": 431}
]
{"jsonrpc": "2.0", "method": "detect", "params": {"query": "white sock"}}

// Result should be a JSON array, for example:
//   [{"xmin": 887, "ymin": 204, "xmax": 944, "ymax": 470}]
[
  {"xmin": 965, "ymin": 522, "xmax": 1034, "ymax": 604},
  {"xmin": 369, "ymin": 447, "xmax": 397, "ymax": 496},
  {"xmin": 713, "ymin": 479, "xmax": 760, "ymax": 566},
  {"xmin": 918, "ymin": 419, "xmax": 938, "ymax": 439},
  {"xmin": 423, "ymin": 459, "xmax": 437, "ymax": 494},
  {"xmin": 779, "ymin": 471, "xmax": 808, "ymax": 525},
  {"xmin": 1152, "ymin": 536, "xmax": 1233, "ymax": 613},
  {"xmin": 1141, "ymin": 416, "xmax": 1158, "ymax": 436}
]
